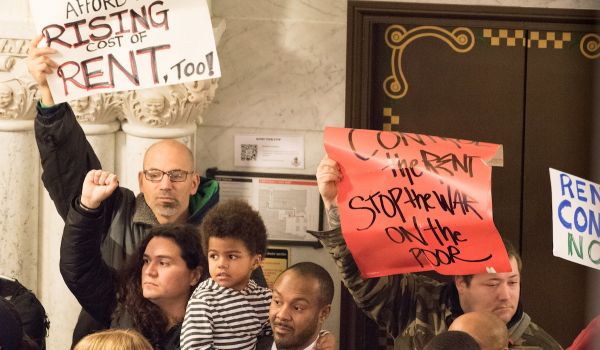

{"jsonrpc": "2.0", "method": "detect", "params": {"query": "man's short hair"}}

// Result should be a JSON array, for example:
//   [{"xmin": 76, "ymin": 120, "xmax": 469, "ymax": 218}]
[
  {"xmin": 285, "ymin": 262, "xmax": 334, "ymax": 306},
  {"xmin": 200, "ymin": 199, "xmax": 267, "ymax": 256},
  {"xmin": 143, "ymin": 139, "xmax": 194, "ymax": 171},
  {"xmin": 449, "ymin": 311, "xmax": 508, "ymax": 350},
  {"xmin": 460, "ymin": 238, "xmax": 522, "ymax": 286},
  {"xmin": 424, "ymin": 331, "xmax": 481, "ymax": 350}
]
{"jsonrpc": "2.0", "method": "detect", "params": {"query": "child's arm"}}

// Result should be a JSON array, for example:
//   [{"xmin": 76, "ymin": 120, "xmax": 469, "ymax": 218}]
[{"xmin": 180, "ymin": 294, "xmax": 216, "ymax": 350}]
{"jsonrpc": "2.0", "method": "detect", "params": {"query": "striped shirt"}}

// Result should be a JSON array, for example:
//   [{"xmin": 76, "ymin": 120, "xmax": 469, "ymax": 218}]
[{"xmin": 181, "ymin": 278, "xmax": 272, "ymax": 350}]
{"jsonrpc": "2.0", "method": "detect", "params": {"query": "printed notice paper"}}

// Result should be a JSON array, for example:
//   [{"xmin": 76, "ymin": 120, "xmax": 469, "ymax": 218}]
[
  {"xmin": 28, "ymin": 0, "xmax": 221, "ymax": 103},
  {"xmin": 234, "ymin": 135, "xmax": 304, "ymax": 169},
  {"xmin": 215, "ymin": 173, "xmax": 320, "ymax": 243},
  {"xmin": 324, "ymin": 127, "xmax": 511, "ymax": 278},
  {"xmin": 263, "ymin": 248, "xmax": 289, "ymax": 289},
  {"xmin": 550, "ymin": 168, "xmax": 600, "ymax": 270}
]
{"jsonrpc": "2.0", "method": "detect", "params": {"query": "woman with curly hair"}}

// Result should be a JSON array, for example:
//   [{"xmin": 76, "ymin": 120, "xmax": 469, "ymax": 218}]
[{"xmin": 60, "ymin": 170, "xmax": 207, "ymax": 349}]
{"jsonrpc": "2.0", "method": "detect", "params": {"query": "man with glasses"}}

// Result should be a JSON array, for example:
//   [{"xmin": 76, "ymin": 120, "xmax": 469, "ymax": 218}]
[{"xmin": 27, "ymin": 34, "xmax": 264, "ymax": 346}]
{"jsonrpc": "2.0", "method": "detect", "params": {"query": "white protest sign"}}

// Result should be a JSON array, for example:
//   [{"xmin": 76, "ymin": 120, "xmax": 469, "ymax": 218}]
[
  {"xmin": 550, "ymin": 168, "xmax": 600, "ymax": 270},
  {"xmin": 28, "ymin": 0, "xmax": 221, "ymax": 103}
]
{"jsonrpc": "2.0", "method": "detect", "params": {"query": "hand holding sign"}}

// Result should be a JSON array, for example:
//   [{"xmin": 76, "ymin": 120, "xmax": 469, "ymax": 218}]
[
  {"xmin": 323, "ymin": 127, "xmax": 511, "ymax": 277},
  {"xmin": 26, "ymin": 34, "xmax": 58, "ymax": 106},
  {"xmin": 316, "ymin": 155, "xmax": 342, "ymax": 211}
]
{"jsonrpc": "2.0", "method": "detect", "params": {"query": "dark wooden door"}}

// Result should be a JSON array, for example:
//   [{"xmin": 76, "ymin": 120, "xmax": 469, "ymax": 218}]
[
  {"xmin": 343, "ymin": 2, "xmax": 599, "ymax": 348},
  {"xmin": 370, "ymin": 20, "xmax": 527, "ymax": 248},
  {"xmin": 521, "ymin": 28, "xmax": 596, "ymax": 345}
]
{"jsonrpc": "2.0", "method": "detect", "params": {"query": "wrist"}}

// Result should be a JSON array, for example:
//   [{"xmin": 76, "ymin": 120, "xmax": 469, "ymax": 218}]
[
  {"xmin": 39, "ymin": 86, "xmax": 54, "ymax": 107},
  {"xmin": 323, "ymin": 197, "xmax": 337, "ymax": 211},
  {"xmin": 326, "ymin": 204, "xmax": 340, "ymax": 228},
  {"xmin": 80, "ymin": 198, "xmax": 100, "ymax": 211}
]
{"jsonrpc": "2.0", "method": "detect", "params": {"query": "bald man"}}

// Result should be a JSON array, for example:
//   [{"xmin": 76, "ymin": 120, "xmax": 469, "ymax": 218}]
[
  {"xmin": 449, "ymin": 312, "xmax": 509, "ymax": 350},
  {"xmin": 27, "ymin": 35, "xmax": 264, "ymax": 347}
]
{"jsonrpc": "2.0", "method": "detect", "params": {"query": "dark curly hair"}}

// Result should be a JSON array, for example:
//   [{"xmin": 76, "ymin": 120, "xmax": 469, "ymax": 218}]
[
  {"xmin": 200, "ymin": 199, "xmax": 267, "ymax": 257},
  {"xmin": 116, "ymin": 224, "xmax": 208, "ymax": 349}
]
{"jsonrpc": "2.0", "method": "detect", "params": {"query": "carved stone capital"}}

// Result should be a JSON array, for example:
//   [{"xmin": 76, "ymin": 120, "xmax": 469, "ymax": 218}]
[
  {"xmin": 120, "ymin": 86, "xmax": 190, "ymax": 127},
  {"xmin": 0, "ymin": 55, "xmax": 15, "ymax": 72},
  {"xmin": 0, "ymin": 38, "xmax": 29, "ymax": 57},
  {"xmin": 183, "ymin": 78, "xmax": 220, "ymax": 125},
  {"xmin": 119, "ymin": 78, "xmax": 219, "ymax": 128},
  {"xmin": 0, "ymin": 35, "xmax": 39, "ymax": 125},
  {"xmin": 0, "ymin": 79, "xmax": 37, "ymax": 121},
  {"xmin": 67, "ymin": 93, "xmax": 123, "ymax": 124},
  {"xmin": 0, "ymin": 36, "xmax": 38, "ymax": 122}
]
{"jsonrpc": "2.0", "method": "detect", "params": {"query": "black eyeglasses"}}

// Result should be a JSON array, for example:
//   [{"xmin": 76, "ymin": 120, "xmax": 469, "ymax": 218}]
[{"xmin": 143, "ymin": 169, "xmax": 193, "ymax": 182}]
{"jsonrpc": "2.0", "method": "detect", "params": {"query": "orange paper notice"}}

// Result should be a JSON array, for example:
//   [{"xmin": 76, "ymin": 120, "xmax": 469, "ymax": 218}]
[{"xmin": 324, "ymin": 127, "xmax": 511, "ymax": 277}]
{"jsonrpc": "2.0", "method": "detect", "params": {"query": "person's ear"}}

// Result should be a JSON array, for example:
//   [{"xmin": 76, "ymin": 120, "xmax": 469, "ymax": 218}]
[
  {"xmin": 251, "ymin": 254, "xmax": 263, "ymax": 270},
  {"xmin": 455, "ymin": 276, "xmax": 467, "ymax": 294},
  {"xmin": 190, "ymin": 266, "xmax": 202, "ymax": 286},
  {"xmin": 189, "ymin": 173, "xmax": 200, "ymax": 194},
  {"xmin": 138, "ymin": 171, "xmax": 145, "ymax": 191},
  {"xmin": 318, "ymin": 304, "xmax": 331, "ymax": 324}
]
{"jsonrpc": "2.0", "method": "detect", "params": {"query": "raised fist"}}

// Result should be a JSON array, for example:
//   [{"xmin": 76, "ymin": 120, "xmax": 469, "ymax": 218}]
[{"xmin": 80, "ymin": 170, "xmax": 119, "ymax": 210}]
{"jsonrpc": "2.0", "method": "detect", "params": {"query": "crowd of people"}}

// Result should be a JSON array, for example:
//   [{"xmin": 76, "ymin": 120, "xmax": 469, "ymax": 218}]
[{"xmin": 0, "ymin": 33, "xmax": 597, "ymax": 350}]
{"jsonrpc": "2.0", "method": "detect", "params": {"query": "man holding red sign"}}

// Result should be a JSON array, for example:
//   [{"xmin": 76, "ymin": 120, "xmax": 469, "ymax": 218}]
[{"xmin": 312, "ymin": 132, "xmax": 562, "ymax": 349}]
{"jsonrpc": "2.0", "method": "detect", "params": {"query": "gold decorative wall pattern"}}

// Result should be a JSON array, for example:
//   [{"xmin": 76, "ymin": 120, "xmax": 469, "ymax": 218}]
[
  {"xmin": 483, "ymin": 29, "xmax": 572, "ymax": 49},
  {"xmin": 527, "ymin": 31, "xmax": 572, "ymax": 49},
  {"xmin": 482, "ymin": 29, "xmax": 599, "ymax": 59},
  {"xmin": 383, "ymin": 25, "xmax": 475, "ymax": 100},
  {"xmin": 483, "ymin": 29, "xmax": 526, "ymax": 47},
  {"xmin": 580, "ymin": 33, "xmax": 600, "ymax": 59},
  {"xmin": 382, "ymin": 107, "xmax": 400, "ymax": 131}
]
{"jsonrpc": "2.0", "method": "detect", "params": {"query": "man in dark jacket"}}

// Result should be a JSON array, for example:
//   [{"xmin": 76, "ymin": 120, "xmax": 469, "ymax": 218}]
[
  {"xmin": 26, "ymin": 34, "xmax": 264, "ymax": 346},
  {"xmin": 314, "ymin": 156, "xmax": 562, "ymax": 350},
  {"xmin": 255, "ymin": 262, "xmax": 335, "ymax": 350}
]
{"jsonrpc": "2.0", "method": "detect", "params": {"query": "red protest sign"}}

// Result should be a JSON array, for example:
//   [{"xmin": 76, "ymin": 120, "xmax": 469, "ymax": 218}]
[{"xmin": 324, "ymin": 127, "xmax": 511, "ymax": 277}]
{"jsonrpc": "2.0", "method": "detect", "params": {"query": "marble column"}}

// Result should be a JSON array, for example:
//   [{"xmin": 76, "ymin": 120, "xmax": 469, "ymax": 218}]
[
  {"xmin": 0, "ymin": 9, "xmax": 39, "ymax": 291},
  {"xmin": 0, "ymin": 77, "xmax": 39, "ymax": 290},
  {"xmin": 72, "ymin": 93, "xmax": 123, "ymax": 172}
]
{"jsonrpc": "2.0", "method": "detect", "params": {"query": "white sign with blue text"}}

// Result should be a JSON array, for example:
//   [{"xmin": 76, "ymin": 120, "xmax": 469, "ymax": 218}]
[{"xmin": 550, "ymin": 168, "xmax": 600, "ymax": 270}]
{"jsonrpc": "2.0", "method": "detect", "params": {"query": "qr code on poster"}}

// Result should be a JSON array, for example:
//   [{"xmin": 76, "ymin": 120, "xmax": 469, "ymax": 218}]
[{"xmin": 241, "ymin": 144, "xmax": 258, "ymax": 161}]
